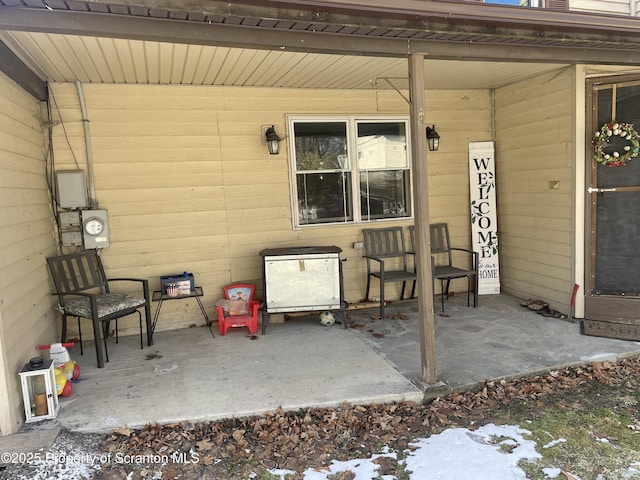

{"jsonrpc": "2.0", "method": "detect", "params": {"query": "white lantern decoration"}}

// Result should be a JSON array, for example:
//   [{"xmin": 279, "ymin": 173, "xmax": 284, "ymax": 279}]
[{"xmin": 19, "ymin": 357, "xmax": 60, "ymax": 423}]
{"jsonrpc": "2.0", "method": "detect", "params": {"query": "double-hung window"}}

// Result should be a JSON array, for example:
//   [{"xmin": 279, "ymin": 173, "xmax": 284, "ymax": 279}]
[
  {"xmin": 289, "ymin": 116, "xmax": 412, "ymax": 227},
  {"xmin": 465, "ymin": 0, "xmax": 569, "ymax": 9},
  {"xmin": 483, "ymin": 0, "xmax": 541, "ymax": 6}
]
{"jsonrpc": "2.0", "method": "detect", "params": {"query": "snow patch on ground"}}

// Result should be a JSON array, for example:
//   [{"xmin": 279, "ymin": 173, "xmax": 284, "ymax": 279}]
[
  {"xmin": 543, "ymin": 438, "xmax": 567, "ymax": 449},
  {"xmin": 270, "ymin": 424, "xmax": 544, "ymax": 480},
  {"xmin": 402, "ymin": 424, "xmax": 541, "ymax": 480}
]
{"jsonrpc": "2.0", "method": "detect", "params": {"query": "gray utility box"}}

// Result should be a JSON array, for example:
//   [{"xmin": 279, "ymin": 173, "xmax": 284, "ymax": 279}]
[
  {"xmin": 259, "ymin": 246, "xmax": 345, "ymax": 333},
  {"xmin": 56, "ymin": 170, "xmax": 88, "ymax": 209}
]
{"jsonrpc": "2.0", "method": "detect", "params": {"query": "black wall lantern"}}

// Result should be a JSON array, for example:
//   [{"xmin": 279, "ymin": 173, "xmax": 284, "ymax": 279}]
[
  {"xmin": 264, "ymin": 125, "xmax": 282, "ymax": 155},
  {"xmin": 426, "ymin": 125, "xmax": 440, "ymax": 152}
]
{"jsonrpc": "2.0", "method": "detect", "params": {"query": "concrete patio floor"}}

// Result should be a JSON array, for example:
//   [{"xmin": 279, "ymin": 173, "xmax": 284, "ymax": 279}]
[
  {"xmin": 19, "ymin": 293, "xmax": 640, "ymax": 435},
  {"xmin": 349, "ymin": 293, "xmax": 640, "ymax": 388}
]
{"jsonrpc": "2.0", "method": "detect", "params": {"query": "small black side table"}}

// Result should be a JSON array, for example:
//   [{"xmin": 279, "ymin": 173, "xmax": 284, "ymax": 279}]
[{"xmin": 151, "ymin": 287, "xmax": 215, "ymax": 339}]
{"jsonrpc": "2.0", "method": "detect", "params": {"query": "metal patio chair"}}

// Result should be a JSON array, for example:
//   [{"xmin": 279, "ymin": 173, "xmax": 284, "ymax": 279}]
[
  {"xmin": 46, "ymin": 250, "xmax": 151, "ymax": 368},
  {"xmin": 430, "ymin": 223, "xmax": 479, "ymax": 312},
  {"xmin": 363, "ymin": 227, "xmax": 417, "ymax": 319}
]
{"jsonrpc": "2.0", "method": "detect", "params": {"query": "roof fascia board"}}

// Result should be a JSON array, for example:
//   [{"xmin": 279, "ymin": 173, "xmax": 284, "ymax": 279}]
[
  {"xmin": 87, "ymin": 0, "xmax": 640, "ymax": 37},
  {"xmin": 0, "ymin": 39, "xmax": 46, "ymax": 100},
  {"xmin": 1, "ymin": 7, "xmax": 640, "ymax": 65}
]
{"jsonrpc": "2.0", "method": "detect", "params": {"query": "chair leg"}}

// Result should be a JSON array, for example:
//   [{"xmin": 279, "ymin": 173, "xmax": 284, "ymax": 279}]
[
  {"xmin": 473, "ymin": 275, "xmax": 478, "ymax": 308},
  {"xmin": 249, "ymin": 321, "xmax": 258, "ymax": 334},
  {"xmin": 410, "ymin": 280, "xmax": 416, "ymax": 299},
  {"xmin": 75, "ymin": 317, "xmax": 84, "ymax": 355},
  {"xmin": 102, "ymin": 321, "xmax": 110, "ymax": 363},
  {"xmin": 219, "ymin": 318, "xmax": 226, "ymax": 336},
  {"xmin": 115, "ymin": 319, "xmax": 119, "ymax": 344},
  {"xmin": 431, "ymin": 277, "xmax": 435, "ymax": 311},
  {"xmin": 440, "ymin": 280, "xmax": 445, "ymax": 312},
  {"xmin": 137, "ymin": 311, "xmax": 143, "ymax": 349},
  {"xmin": 466, "ymin": 276, "xmax": 471, "ymax": 307},
  {"xmin": 379, "ymin": 277, "xmax": 385, "ymax": 318},
  {"xmin": 400, "ymin": 281, "xmax": 406, "ymax": 301},
  {"xmin": 61, "ymin": 316, "xmax": 68, "ymax": 343},
  {"xmin": 365, "ymin": 275, "xmax": 371, "ymax": 302}
]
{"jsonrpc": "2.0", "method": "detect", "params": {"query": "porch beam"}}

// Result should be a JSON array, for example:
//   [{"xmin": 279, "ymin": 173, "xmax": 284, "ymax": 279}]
[
  {"xmin": 0, "ymin": 39, "xmax": 45, "ymax": 100},
  {"xmin": 2, "ymin": 8, "xmax": 640, "ymax": 66},
  {"xmin": 84, "ymin": 0, "xmax": 640, "ymax": 38},
  {"xmin": 408, "ymin": 53, "xmax": 437, "ymax": 385}
]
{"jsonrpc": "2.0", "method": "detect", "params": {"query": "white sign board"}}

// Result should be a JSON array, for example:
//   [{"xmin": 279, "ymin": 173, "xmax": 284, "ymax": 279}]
[{"xmin": 469, "ymin": 142, "xmax": 500, "ymax": 295}]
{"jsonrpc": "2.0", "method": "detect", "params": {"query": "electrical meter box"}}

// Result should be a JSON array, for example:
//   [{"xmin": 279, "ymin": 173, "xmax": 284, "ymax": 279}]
[
  {"xmin": 59, "ymin": 211, "xmax": 81, "ymax": 228},
  {"xmin": 61, "ymin": 231, "xmax": 83, "ymax": 246},
  {"xmin": 56, "ymin": 171, "xmax": 88, "ymax": 209},
  {"xmin": 81, "ymin": 209, "xmax": 110, "ymax": 249}
]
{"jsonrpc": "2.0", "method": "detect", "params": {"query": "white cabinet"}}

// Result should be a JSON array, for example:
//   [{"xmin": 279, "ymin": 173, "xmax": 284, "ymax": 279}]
[{"xmin": 259, "ymin": 246, "xmax": 345, "ymax": 332}]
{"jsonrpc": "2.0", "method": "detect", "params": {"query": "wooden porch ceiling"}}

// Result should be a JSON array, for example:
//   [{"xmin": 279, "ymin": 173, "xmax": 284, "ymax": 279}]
[{"xmin": 0, "ymin": 0, "xmax": 639, "ymax": 99}]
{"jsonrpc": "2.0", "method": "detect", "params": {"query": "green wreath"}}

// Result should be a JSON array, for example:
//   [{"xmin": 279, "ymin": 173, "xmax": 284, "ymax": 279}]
[{"xmin": 593, "ymin": 121, "xmax": 640, "ymax": 167}]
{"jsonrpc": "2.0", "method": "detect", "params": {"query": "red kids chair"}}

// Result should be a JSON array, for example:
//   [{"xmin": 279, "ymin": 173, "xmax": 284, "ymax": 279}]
[{"xmin": 215, "ymin": 284, "xmax": 260, "ymax": 335}]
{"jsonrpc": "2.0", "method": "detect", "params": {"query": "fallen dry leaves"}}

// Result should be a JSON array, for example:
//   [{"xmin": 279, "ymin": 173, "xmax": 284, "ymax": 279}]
[{"xmin": 97, "ymin": 357, "xmax": 640, "ymax": 479}]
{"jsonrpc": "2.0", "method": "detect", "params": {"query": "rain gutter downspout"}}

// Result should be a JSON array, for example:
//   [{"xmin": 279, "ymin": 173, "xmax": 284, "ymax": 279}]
[{"xmin": 76, "ymin": 80, "xmax": 97, "ymax": 208}]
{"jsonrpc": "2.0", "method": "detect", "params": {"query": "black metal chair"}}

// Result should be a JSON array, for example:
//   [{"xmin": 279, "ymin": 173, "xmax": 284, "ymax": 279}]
[
  {"xmin": 363, "ymin": 227, "xmax": 417, "ymax": 318},
  {"xmin": 430, "ymin": 223, "xmax": 479, "ymax": 312},
  {"xmin": 46, "ymin": 250, "xmax": 151, "ymax": 368}
]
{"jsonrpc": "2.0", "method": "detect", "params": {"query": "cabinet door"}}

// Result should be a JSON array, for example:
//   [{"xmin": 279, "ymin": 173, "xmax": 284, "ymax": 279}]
[{"xmin": 265, "ymin": 254, "xmax": 341, "ymax": 312}]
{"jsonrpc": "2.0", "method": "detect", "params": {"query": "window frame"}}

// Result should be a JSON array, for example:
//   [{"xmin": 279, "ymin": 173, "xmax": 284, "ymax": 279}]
[
  {"xmin": 481, "ymin": 0, "xmax": 542, "ymax": 6},
  {"xmin": 287, "ymin": 115, "xmax": 414, "ymax": 229}
]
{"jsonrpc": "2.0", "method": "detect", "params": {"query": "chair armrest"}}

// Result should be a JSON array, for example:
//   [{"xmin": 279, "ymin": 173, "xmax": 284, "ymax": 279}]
[
  {"xmin": 107, "ymin": 278, "xmax": 150, "ymax": 300},
  {"xmin": 449, "ymin": 247, "xmax": 474, "ymax": 255},
  {"xmin": 249, "ymin": 300, "xmax": 260, "ymax": 316},
  {"xmin": 108, "ymin": 277, "xmax": 146, "ymax": 283},
  {"xmin": 450, "ymin": 248, "xmax": 479, "ymax": 270},
  {"xmin": 405, "ymin": 250, "xmax": 417, "ymax": 273},
  {"xmin": 364, "ymin": 255, "xmax": 385, "ymax": 266},
  {"xmin": 51, "ymin": 291, "xmax": 97, "ymax": 300}
]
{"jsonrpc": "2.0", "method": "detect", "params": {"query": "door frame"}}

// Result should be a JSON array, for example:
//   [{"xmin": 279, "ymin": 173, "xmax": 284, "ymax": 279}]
[{"xmin": 583, "ymin": 73, "xmax": 640, "ymax": 340}]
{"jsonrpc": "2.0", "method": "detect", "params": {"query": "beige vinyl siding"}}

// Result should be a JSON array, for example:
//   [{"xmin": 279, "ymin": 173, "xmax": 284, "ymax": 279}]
[
  {"xmin": 425, "ymin": 90, "xmax": 494, "ymax": 293},
  {"xmin": 569, "ymin": 0, "xmax": 634, "ymax": 14},
  {"xmin": 48, "ymin": 83, "xmax": 491, "ymax": 331},
  {"xmin": 0, "ymin": 71, "xmax": 54, "ymax": 434},
  {"xmin": 494, "ymin": 67, "xmax": 575, "ymax": 308}
]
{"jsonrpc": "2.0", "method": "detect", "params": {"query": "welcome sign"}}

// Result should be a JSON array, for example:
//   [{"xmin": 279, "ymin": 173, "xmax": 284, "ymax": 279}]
[{"xmin": 469, "ymin": 141, "xmax": 500, "ymax": 295}]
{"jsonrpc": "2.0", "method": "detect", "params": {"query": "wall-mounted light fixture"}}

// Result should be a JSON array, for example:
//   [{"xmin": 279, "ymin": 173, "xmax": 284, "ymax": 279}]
[
  {"xmin": 262, "ymin": 125, "xmax": 282, "ymax": 155},
  {"xmin": 426, "ymin": 125, "xmax": 440, "ymax": 152}
]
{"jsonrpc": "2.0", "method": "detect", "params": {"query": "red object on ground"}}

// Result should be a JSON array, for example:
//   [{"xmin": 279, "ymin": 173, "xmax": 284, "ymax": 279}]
[
  {"xmin": 61, "ymin": 381, "xmax": 72, "ymax": 397},
  {"xmin": 570, "ymin": 284, "xmax": 580, "ymax": 307},
  {"xmin": 216, "ymin": 284, "xmax": 260, "ymax": 336},
  {"xmin": 38, "ymin": 343, "xmax": 74, "ymax": 350},
  {"xmin": 568, "ymin": 283, "xmax": 580, "ymax": 320}
]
